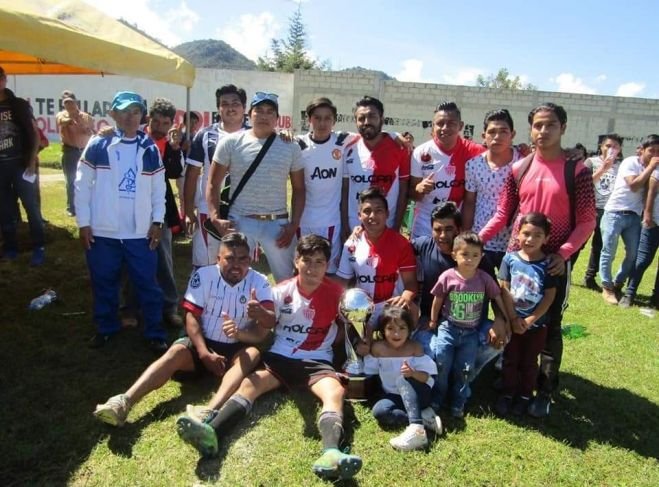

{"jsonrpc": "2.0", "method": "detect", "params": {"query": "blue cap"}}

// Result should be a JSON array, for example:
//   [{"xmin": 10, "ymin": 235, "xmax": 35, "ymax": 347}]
[
  {"xmin": 250, "ymin": 91, "xmax": 279, "ymax": 111},
  {"xmin": 111, "ymin": 91, "xmax": 146, "ymax": 112}
]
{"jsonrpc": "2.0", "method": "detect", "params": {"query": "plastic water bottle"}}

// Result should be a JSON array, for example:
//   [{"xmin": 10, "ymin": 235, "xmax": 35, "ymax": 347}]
[{"xmin": 29, "ymin": 290, "xmax": 57, "ymax": 310}]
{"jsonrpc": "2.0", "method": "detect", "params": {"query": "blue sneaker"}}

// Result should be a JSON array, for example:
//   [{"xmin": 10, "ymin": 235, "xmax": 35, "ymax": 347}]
[{"xmin": 30, "ymin": 247, "xmax": 45, "ymax": 266}]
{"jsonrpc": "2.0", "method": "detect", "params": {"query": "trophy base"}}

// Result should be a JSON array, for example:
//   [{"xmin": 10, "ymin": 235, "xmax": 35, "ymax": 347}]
[{"xmin": 344, "ymin": 374, "xmax": 380, "ymax": 402}]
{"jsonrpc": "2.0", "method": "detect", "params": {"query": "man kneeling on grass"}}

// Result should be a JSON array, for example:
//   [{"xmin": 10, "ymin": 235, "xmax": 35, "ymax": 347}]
[
  {"xmin": 176, "ymin": 234, "xmax": 363, "ymax": 481},
  {"xmin": 93, "ymin": 232, "xmax": 274, "ymax": 428}
]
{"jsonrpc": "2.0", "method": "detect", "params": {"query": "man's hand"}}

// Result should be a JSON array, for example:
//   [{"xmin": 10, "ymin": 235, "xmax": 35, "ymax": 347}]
[
  {"xmin": 546, "ymin": 253, "xmax": 566, "ymax": 276},
  {"xmin": 415, "ymin": 172, "xmax": 436, "ymax": 195},
  {"xmin": 278, "ymin": 130, "xmax": 295, "ymax": 143},
  {"xmin": 199, "ymin": 349, "xmax": 227, "ymax": 377},
  {"xmin": 79, "ymin": 226, "xmax": 94, "ymax": 250},
  {"xmin": 167, "ymin": 126, "xmax": 182, "ymax": 151},
  {"xmin": 211, "ymin": 217, "xmax": 236, "ymax": 237},
  {"xmin": 650, "ymin": 156, "xmax": 659, "ymax": 170},
  {"xmin": 98, "ymin": 125, "xmax": 114, "ymax": 138},
  {"xmin": 184, "ymin": 209, "xmax": 197, "ymax": 236},
  {"xmin": 246, "ymin": 288, "xmax": 268, "ymax": 323},
  {"xmin": 222, "ymin": 312, "xmax": 240, "ymax": 340},
  {"xmin": 400, "ymin": 360, "xmax": 414, "ymax": 378},
  {"xmin": 276, "ymin": 222, "xmax": 297, "ymax": 248},
  {"xmin": 386, "ymin": 294, "xmax": 413, "ymax": 309},
  {"xmin": 643, "ymin": 215, "xmax": 656, "ymax": 229},
  {"xmin": 147, "ymin": 224, "xmax": 162, "ymax": 250},
  {"xmin": 512, "ymin": 317, "xmax": 527, "ymax": 335}
]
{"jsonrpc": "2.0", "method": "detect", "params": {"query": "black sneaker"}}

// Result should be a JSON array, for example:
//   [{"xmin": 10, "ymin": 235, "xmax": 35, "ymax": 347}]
[
  {"xmin": 583, "ymin": 276, "xmax": 601, "ymax": 292},
  {"xmin": 511, "ymin": 396, "xmax": 531, "ymax": 416},
  {"xmin": 89, "ymin": 333, "xmax": 113, "ymax": 349},
  {"xmin": 495, "ymin": 395, "xmax": 512, "ymax": 416},
  {"xmin": 146, "ymin": 338, "xmax": 168, "ymax": 355},
  {"xmin": 528, "ymin": 393, "xmax": 552, "ymax": 418}
]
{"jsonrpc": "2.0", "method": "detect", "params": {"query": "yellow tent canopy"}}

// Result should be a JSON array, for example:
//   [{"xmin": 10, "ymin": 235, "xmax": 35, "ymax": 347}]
[{"xmin": 0, "ymin": 0, "xmax": 195, "ymax": 87}]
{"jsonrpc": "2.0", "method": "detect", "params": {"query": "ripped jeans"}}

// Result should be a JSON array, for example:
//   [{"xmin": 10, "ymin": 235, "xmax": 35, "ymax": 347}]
[{"xmin": 429, "ymin": 321, "xmax": 479, "ymax": 412}]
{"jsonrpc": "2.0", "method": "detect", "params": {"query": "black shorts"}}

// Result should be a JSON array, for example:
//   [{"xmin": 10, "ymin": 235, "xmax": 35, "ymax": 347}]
[
  {"xmin": 262, "ymin": 351, "xmax": 339, "ymax": 389},
  {"xmin": 174, "ymin": 336, "xmax": 247, "ymax": 375}
]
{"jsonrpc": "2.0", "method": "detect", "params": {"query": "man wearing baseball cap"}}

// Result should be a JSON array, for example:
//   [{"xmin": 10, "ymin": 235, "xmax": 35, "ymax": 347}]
[
  {"xmin": 75, "ymin": 90, "xmax": 168, "ymax": 353},
  {"xmin": 206, "ymin": 91, "xmax": 305, "ymax": 282},
  {"xmin": 56, "ymin": 90, "xmax": 94, "ymax": 217}
]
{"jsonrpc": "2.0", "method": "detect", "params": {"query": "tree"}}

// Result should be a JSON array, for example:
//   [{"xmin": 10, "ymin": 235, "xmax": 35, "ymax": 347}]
[
  {"xmin": 257, "ymin": 6, "xmax": 326, "ymax": 72},
  {"xmin": 476, "ymin": 68, "xmax": 537, "ymax": 90}
]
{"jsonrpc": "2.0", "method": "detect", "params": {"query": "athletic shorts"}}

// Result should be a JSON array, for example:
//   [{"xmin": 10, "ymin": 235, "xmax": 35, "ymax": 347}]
[
  {"xmin": 174, "ymin": 336, "xmax": 247, "ymax": 375},
  {"xmin": 297, "ymin": 224, "xmax": 341, "ymax": 274},
  {"xmin": 262, "ymin": 351, "xmax": 339, "ymax": 389}
]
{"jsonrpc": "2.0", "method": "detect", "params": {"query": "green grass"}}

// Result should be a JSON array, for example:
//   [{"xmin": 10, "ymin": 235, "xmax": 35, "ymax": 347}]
[
  {"xmin": 1, "ymin": 180, "xmax": 658, "ymax": 486},
  {"xmin": 39, "ymin": 142, "xmax": 64, "ymax": 169}
]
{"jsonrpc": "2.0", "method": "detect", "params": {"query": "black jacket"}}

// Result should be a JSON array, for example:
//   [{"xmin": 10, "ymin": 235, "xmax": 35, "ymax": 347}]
[
  {"xmin": 1, "ymin": 88, "xmax": 37, "ymax": 167},
  {"xmin": 161, "ymin": 142, "xmax": 184, "ymax": 228}
]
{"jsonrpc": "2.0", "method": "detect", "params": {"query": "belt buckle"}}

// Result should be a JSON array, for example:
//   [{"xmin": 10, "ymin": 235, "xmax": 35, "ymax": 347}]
[{"xmin": 257, "ymin": 214, "xmax": 272, "ymax": 221}]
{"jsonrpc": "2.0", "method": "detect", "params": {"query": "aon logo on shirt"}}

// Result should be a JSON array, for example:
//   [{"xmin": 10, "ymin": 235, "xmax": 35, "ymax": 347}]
[{"xmin": 310, "ymin": 167, "xmax": 338, "ymax": 180}]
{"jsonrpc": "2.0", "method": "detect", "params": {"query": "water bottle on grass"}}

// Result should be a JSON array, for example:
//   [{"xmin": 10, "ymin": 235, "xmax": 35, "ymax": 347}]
[{"xmin": 29, "ymin": 290, "xmax": 57, "ymax": 310}]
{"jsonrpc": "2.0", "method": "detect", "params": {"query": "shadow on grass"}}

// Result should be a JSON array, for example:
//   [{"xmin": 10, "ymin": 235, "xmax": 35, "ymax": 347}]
[{"xmin": 469, "ymin": 366, "xmax": 659, "ymax": 460}]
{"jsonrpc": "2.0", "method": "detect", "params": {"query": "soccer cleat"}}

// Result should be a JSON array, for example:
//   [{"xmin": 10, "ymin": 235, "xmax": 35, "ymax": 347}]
[
  {"xmin": 312, "ymin": 448, "xmax": 363, "ymax": 480},
  {"xmin": 389, "ymin": 424, "xmax": 428, "ymax": 451},
  {"xmin": 185, "ymin": 404, "xmax": 217, "ymax": 424},
  {"xmin": 176, "ymin": 415, "xmax": 218, "ymax": 458},
  {"xmin": 528, "ymin": 394, "xmax": 552, "ymax": 418},
  {"xmin": 93, "ymin": 394, "xmax": 130, "ymax": 426},
  {"xmin": 421, "ymin": 407, "xmax": 443, "ymax": 435}
]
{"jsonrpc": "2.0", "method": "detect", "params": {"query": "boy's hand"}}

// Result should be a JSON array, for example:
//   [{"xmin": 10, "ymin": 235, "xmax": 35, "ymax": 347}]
[
  {"xmin": 512, "ymin": 317, "xmax": 527, "ymax": 334},
  {"xmin": 400, "ymin": 360, "xmax": 414, "ymax": 378}
]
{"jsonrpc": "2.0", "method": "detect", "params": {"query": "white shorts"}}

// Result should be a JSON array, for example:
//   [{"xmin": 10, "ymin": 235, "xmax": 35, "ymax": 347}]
[{"xmin": 297, "ymin": 224, "xmax": 341, "ymax": 274}]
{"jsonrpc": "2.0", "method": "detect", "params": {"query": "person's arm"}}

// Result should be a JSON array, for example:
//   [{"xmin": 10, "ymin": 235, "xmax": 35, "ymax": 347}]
[
  {"xmin": 556, "ymin": 167, "xmax": 597, "ymax": 264},
  {"xmin": 183, "ymin": 164, "xmax": 201, "ymax": 230},
  {"xmin": 462, "ymin": 190, "xmax": 476, "ymax": 231},
  {"xmin": 340, "ymin": 177, "xmax": 351, "ymax": 242},
  {"xmin": 277, "ymin": 168, "xmax": 305, "ymax": 248},
  {"xmin": 75, "ymin": 140, "xmax": 97, "ymax": 250},
  {"xmin": 643, "ymin": 176, "xmax": 658, "ymax": 228},
  {"xmin": 429, "ymin": 295, "xmax": 444, "ymax": 329},
  {"xmin": 400, "ymin": 360, "xmax": 429, "ymax": 383},
  {"xmin": 497, "ymin": 281, "xmax": 517, "ymax": 328},
  {"xmin": 386, "ymin": 269, "xmax": 417, "ymax": 308},
  {"xmin": 409, "ymin": 175, "xmax": 435, "ymax": 201},
  {"xmin": 626, "ymin": 157, "xmax": 659, "ymax": 192},
  {"xmin": 392, "ymin": 178, "xmax": 409, "ymax": 231},
  {"xmin": 478, "ymin": 172, "xmax": 519, "ymax": 244},
  {"xmin": 148, "ymin": 146, "xmax": 166, "ymax": 249},
  {"xmin": 590, "ymin": 158, "xmax": 612, "ymax": 183},
  {"xmin": 206, "ymin": 160, "xmax": 234, "ymax": 235},
  {"xmin": 185, "ymin": 310, "xmax": 226, "ymax": 376},
  {"xmin": 521, "ymin": 288, "xmax": 556, "ymax": 330}
]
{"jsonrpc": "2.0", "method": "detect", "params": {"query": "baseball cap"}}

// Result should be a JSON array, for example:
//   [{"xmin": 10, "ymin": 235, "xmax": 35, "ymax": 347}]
[
  {"xmin": 111, "ymin": 91, "xmax": 146, "ymax": 112},
  {"xmin": 250, "ymin": 91, "xmax": 279, "ymax": 111},
  {"xmin": 0, "ymin": 66, "xmax": 6, "ymax": 78},
  {"xmin": 61, "ymin": 90, "xmax": 77, "ymax": 102}
]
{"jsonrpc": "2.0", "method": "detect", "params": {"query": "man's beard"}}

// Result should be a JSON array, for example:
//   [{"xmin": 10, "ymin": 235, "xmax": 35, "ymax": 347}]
[{"xmin": 358, "ymin": 122, "xmax": 383, "ymax": 140}]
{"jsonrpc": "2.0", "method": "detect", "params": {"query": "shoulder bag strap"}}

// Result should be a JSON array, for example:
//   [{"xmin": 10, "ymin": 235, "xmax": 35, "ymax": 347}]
[{"xmin": 227, "ymin": 132, "xmax": 276, "ymax": 208}]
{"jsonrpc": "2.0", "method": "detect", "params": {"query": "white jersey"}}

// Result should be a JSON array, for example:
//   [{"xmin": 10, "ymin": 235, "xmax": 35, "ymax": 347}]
[
  {"xmin": 182, "ymin": 265, "xmax": 273, "ymax": 343},
  {"xmin": 298, "ymin": 131, "xmax": 351, "ymax": 228},
  {"xmin": 270, "ymin": 277, "xmax": 342, "ymax": 362}
]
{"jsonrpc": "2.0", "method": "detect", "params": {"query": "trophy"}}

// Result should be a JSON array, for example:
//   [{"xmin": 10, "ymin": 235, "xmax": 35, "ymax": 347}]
[{"xmin": 339, "ymin": 288, "xmax": 374, "ymax": 400}]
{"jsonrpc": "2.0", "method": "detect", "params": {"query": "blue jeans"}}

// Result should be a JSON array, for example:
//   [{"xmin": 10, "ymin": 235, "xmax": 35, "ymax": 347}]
[
  {"xmin": 599, "ymin": 211, "xmax": 641, "ymax": 289},
  {"xmin": 86, "ymin": 237, "xmax": 165, "ymax": 340},
  {"xmin": 231, "ymin": 214, "xmax": 295, "ymax": 283},
  {"xmin": 0, "ymin": 159, "xmax": 45, "ymax": 252},
  {"xmin": 429, "ymin": 322, "xmax": 479, "ymax": 411},
  {"xmin": 371, "ymin": 377, "xmax": 431, "ymax": 427},
  {"xmin": 625, "ymin": 225, "xmax": 659, "ymax": 299}
]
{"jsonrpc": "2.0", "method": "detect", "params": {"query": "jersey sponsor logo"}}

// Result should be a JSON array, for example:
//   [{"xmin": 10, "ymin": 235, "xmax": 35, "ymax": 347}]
[
  {"xmin": 350, "ymin": 174, "xmax": 395, "ymax": 184},
  {"xmin": 190, "ymin": 272, "xmax": 201, "ymax": 289},
  {"xmin": 421, "ymin": 164, "xmax": 434, "ymax": 170},
  {"xmin": 280, "ymin": 305, "xmax": 293, "ymax": 314},
  {"xmin": 303, "ymin": 307, "xmax": 315, "ymax": 321},
  {"xmin": 332, "ymin": 149, "xmax": 342, "ymax": 160},
  {"xmin": 357, "ymin": 273, "xmax": 398, "ymax": 284},
  {"xmin": 310, "ymin": 166, "xmax": 338, "ymax": 180},
  {"xmin": 282, "ymin": 323, "xmax": 325, "ymax": 334},
  {"xmin": 434, "ymin": 178, "xmax": 464, "ymax": 189}
]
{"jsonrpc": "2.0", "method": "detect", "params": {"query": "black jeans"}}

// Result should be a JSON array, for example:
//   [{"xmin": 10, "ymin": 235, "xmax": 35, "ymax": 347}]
[{"xmin": 584, "ymin": 209, "xmax": 605, "ymax": 279}]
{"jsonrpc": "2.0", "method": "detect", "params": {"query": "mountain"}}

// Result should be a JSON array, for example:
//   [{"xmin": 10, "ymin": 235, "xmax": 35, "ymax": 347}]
[
  {"xmin": 341, "ymin": 66, "xmax": 395, "ymax": 80},
  {"xmin": 172, "ymin": 39, "xmax": 257, "ymax": 70}
]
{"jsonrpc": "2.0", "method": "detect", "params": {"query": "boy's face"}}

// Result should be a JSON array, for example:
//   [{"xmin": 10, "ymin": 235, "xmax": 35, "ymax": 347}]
[
  {"xmin": 600, "ymin": 138, "xmax": 621, "ymax": 158},
  {"xmin": 295, "ymin": 250, "xmax": 328, "ymax": 288},
  {"xmin": 530, "ymin": 110, "xmax": 565, "ymax": 151},
  {"xmin": 358, "ymin": 198, "xmax": 388, "ymax": 234},
  {"xmin": 309, "ymin": 106, "xmax": 335, "ymax": 140},
  {"xmin": 111, "ymin": 105, "xmax": 143, "ymax": 135},
  {"xmin": 148, "ymin": 113, "xmax": 174, "ymax": 140},
  {"xmin": 639, "ymin": 143, "xmax": 659, "ymax": 165},
  {"xmin": 517, "ymin": 223, "xmax": 548, "ymax": 254},
  {"xmin": 218, "ymin": 93, "xmax": 244, "ymax": 127},
  {"xmin": 483, "ymin": 120, "xmax": 515, "ymax": 155},
  {"xmin": 431, "ymin": 218, "xmax": 459, "ymax": 254},
  {"xmin": 452, "ymin": 243, "xmax": 482, "ymax": 271}
]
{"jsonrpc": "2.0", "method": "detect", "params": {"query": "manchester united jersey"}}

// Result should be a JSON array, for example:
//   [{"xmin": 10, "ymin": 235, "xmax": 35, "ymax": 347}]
[
  {"xmin": 270, "ymin": 276, "xmax": 343, "ymax": 362},
  {"xmin": 343, "ymin": 135, "xmax": 410, "ymax": 229},
  {"xmin": 182, "ymin": 265, "xmax": 273, "ymax": 343}
]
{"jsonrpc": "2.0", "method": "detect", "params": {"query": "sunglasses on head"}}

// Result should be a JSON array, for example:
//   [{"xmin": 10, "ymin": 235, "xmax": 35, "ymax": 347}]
[{"xmin": 253, "ymin": 91, "xmax": 279, "ymax": 103}]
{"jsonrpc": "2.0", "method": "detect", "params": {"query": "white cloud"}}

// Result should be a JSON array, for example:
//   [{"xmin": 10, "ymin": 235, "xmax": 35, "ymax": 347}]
[
  {"xmin": 82, "ymin": 0, "xmax": 199, "ymax": 46},
  {"xmin": 595, "ymin": 74, "xmax": 607, "ymax": 82},
  {"xmin": 550, "ymin": 73, "xmax": 597, "ymax": 94},
  {"xmin": 441, "ymin": 68, "xmax": 484, "ymax": 86},
  {"xmin": 616, "ymin": 82, "xmax": 646, "ymax": 97},
  {"xmin": 395, "ymin": 59, "xmax": 425, "ymax": 82},
  {"xmin": 217, "ymin": 13, "xmax": 281, "ymax": 61}
]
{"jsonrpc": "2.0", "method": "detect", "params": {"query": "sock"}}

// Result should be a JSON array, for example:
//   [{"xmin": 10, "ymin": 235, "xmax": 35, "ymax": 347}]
[
  {"xmin": 208, "ymin": 394, "xmax": 252, "ymax": 431},
  {"xmin": 318, "ymin": 411, "xmax": 343, "ymax": 451}
]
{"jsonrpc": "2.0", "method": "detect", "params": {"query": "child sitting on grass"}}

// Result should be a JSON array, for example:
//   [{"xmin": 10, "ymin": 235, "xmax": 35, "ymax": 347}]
[
  {"xmin": 364, "ymin": 306, "xmax": 442, "ymax": 451},
  {"xmin": 496, "ymin": 212, "xmax": 557, "ymax": 416}
]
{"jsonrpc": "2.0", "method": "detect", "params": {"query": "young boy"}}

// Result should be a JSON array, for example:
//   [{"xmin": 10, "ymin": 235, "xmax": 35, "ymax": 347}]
[
  {"xmin": 176, "ymin": 235, "xmax": 363, "ymax": 481},
  {"xmin": 496, "ymin": 213, "xmax": 557, "ymax": 416},
  {"xmin": 429, "ymin": 232, "xmax": 507, "ymax": 417}
]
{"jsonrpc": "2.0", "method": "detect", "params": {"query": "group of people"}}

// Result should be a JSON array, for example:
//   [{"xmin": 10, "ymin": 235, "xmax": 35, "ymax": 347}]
[{"xmin": 4, "ymin": 70, "xmax": 658, "ymax": 480}]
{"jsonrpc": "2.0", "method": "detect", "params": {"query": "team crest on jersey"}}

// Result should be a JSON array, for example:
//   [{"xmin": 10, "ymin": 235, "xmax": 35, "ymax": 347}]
[
  {"xmin": 348, "ymin": 245, "xmax": 356, "ymax": 254},
  {"xmin": 332, "ymin": 149, "xmax": 342, "ymax": 160},
  {"xmin": 284, "ymin": 295, "xmax": 293, "ymax": 304},
  {"xmin": 421, "ymin": 152, "xmax": 432, "ymax": 163},
  {"xmin": 303, "ymin": 306, "xmax": 315, "ymax": 321},
  {"xmin": 445, "ymin": 164, "xmax": 456, "ymax": 176},
  {"xmin": 190, "ymin": 272, "xmax": 201, "ymax": 289},
  {"xmin": 240, "ymin": 295, "xmax": 247, "ymax": 304}
]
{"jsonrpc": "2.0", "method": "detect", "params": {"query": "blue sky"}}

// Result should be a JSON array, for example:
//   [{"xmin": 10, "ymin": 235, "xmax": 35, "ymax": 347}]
[{"xmin": 84, "ymin": 0, "xmax": 658, "ymax": 99}]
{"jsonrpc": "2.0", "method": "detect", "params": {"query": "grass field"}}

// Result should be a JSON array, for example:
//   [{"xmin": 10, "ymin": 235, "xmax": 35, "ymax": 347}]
[{"xmin": 1, "ymin": 147, "xmax": 657, "ymax": 486}]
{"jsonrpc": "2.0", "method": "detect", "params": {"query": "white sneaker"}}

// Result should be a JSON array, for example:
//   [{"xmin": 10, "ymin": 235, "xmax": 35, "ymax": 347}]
[
  {"xmin": 93, "ymin": 394, "xmax": 130, "ymax": 426},
  {"xmin": 421, "ymin": 407, "xmax": 443, "ymax": 435},
  {"xmin": 389, "ymin": 424, "xmax": 428, "ymax": 451}
]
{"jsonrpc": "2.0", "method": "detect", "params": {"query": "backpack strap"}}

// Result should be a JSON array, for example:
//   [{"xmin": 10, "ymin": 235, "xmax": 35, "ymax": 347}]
[
  {"xmin": 563, "ymin": 157, "xmax": 579, "ymax": 231},
  {"xmin": 513, "ymin": 153, "xmax": 535, "ymax": 185}
]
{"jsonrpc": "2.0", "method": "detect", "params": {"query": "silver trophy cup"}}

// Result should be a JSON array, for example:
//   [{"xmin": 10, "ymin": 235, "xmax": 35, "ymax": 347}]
[{"xmin": 339, "ymin": 288, "xmax": 374, "ymax": 376}]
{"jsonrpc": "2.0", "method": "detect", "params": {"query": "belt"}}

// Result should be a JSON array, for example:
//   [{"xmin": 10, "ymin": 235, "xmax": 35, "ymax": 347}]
[
  {"xmin": 611, "ymin": 210, "xmax": 638, "ymax": 216},
  {"xmin": 245, "ymin": 213, "xmax": 289, "ymax": 221},
  {"xmin": 63, "ymin": 143, "xmax": 85, "ymax": 151}
]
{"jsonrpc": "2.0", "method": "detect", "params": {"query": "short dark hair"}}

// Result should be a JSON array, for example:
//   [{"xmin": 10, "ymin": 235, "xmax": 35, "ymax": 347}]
[
  {"xmin": 358, "ymin": 186, "xmax": 388, "ymax": 212},
  {"xmin": 355, "ymin": 96, "xmax": 384, "ymax": 117},
  {"xmin": 483, "ymin": 108, "xmax": 514, "ymax": 131},
  {"xmin": 187, "ymin": 111, "xmax": 200, "ymax": 123},
  {"xmin": 215, "ymin": 84, "xmax": 247, "ymax": 107},
  {"xmin": 306, "ymin": 97, "xmax": 337, "ymax": 120},
  {"xmin": 453, "ymin": 231, "xmax": 483, "ymax": 251},
  {"xmin": 220, "ymin": 232, "xmax": 250, "ymax": 253},
  {"xmin": 528, "ymin": 102, "xmax": 567, "ymax": 126},
  {"xmin": 519, "ymin": 212, "xmax": 551, "ymax": 236},
  {"xmin": 375, "ymin": 305, "xmax": 414, "ymax": 338},
  {"xmin": 601, "ymin": 133, "xmax": 623, "ymax": 146},
  {"xmin": 640, "ymin": 134, "xmax": 659, "ymax": 149},
  {"xmin": 149, "ymin": 97, "xmax": 176, "ymax": 120},
  {"xmin": 296, "ymin": 234, "xmax": 331, "ymax": 261},
  {"xmin": 430, "ymin": 201, "xmax": 462, "ymax": 228},
  {"xmin": 434, "ymin": 101, "xmax": 461, "ymax": 120}
]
